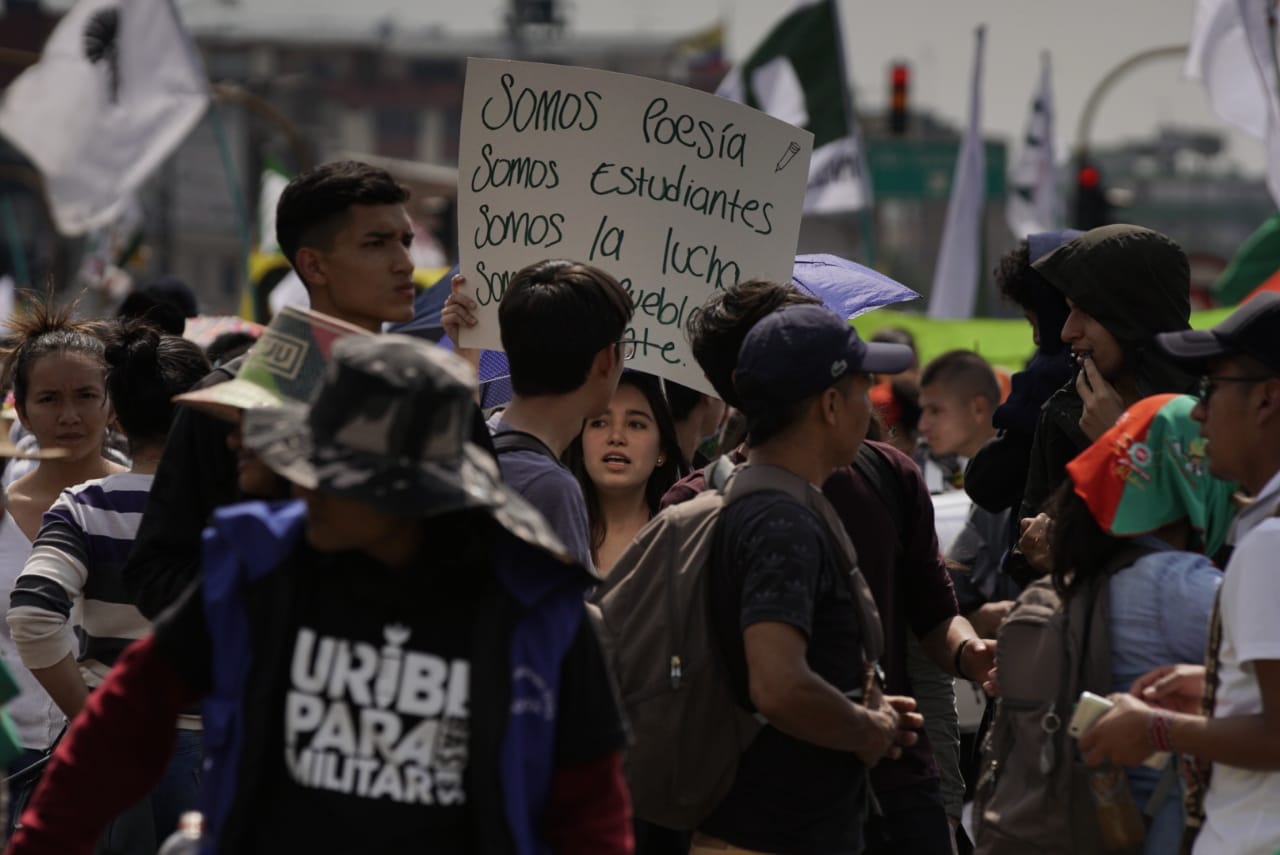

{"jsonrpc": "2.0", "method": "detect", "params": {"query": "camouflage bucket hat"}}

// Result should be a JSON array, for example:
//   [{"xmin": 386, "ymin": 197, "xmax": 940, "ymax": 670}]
[
  {"xmin": 174, "ymin": 305, "xmax": 371, "ymax": 422},
  {"xmin": 241, "ymin": 335, "xmax": 570, "ymax": 558}
]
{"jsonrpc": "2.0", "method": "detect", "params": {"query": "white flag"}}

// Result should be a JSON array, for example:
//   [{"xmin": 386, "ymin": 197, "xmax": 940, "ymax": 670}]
[
  {"xmin": 928, "ymin": 27, "xmax": 987, "ymax": 320},
  {"xmin": 0, "ymin": 0, "xmax": 209, "ymax": 235},
  {"xmin": 1235, "ymin": 0, "xmax": 1280, "ymax": 208},
  {"xmin": 717, "ymin": 0, "xmax": 871, "ymax": 213},
  {"xmin": 1186, "ymin": 0, "xmax": 1280, "ymax": 206},
  {"xmin": 257, "ymin": 165, "xmax": 290, "ymax": 254},
  {"xmin": 1005, "ymin": 52, "xmax": 1060, "ymax": 239},
  {"xmin": 1186, "ymin": 0, "xmax": 1268, "ymax": 137}
]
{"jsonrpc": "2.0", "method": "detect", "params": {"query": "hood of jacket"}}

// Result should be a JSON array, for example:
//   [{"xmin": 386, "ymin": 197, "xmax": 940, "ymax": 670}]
[{"xmin": 1033, "ymin": 224, "xmax": 1196, "ymax": 396}]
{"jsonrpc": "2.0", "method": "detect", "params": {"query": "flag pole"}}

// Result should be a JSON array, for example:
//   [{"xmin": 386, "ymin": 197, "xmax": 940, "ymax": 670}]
[
  {"xmin": 829, "ymin": 0, "xmax": 876, "ymax": 268},
  {"xmin": 208, "ymin": 100, "xmax": 257, "ymax": 320},
  {"xmin": 0, "ymin": 197, "xmax": 31, "ymax": 289}
]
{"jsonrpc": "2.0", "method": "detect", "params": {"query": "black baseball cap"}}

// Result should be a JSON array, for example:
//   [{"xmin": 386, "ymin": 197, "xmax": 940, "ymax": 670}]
[
  {"xmin": 1155, "ymin": 292, "xmax": 1280, "ymax": 374},
  {"xmin": 734, "ymin": 305, "xmax": 915, "ymax": 413}
]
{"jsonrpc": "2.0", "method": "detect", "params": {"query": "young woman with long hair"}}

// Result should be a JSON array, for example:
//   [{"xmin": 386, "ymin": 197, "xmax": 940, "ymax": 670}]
[{"xmin": 565, "ymin": 371, "xmax": 682, "ymax": 575}]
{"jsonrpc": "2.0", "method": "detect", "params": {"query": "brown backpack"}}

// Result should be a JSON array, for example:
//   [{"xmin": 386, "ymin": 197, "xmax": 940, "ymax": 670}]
[
  {"xmin": 972, "ymin": 544, "xmax": 1154, "ymax": 854},
  {"xmin": 587, "ymin": 461, "xmax": 884, "ymax": 830}
]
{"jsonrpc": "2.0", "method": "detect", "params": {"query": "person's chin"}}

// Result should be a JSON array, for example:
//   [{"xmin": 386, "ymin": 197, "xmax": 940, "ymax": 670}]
[
  {"xmin": 49, "ymin": 439, "xmax": 95, "ymax": 462},
  {"xmin": 593, "ymin": 472, "xmax": 644, "ymax": 491},
  {"xmin": 391, "ymin": 299, "xmax": 415, "ymax": 321},
  {"xmin": 304, "ymin": 525, "xmax": 338, "ymax": 552}
]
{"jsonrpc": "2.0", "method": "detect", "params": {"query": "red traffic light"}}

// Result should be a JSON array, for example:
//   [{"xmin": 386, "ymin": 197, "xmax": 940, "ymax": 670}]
[
  {"xmin": 891, "ymin": 63, "xmax": 910, "ymax": 88},
  {"xmin": 1078, "ymin": 166, "xmax": 1101, "ymax": 188}
]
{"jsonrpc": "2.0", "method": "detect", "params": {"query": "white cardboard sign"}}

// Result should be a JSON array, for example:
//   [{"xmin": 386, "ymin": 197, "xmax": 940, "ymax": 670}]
[{"xmin": 457, "ymin": 58, "xmax": 813, "ymax": 395}]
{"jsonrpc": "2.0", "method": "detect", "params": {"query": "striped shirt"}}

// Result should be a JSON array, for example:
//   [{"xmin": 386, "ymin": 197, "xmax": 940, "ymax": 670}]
[{"xmin": 8, "ymin": 473, "xmax": 199, "ymax": 729}]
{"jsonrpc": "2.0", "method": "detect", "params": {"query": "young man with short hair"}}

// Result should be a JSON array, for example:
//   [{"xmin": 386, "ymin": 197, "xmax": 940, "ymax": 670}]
[
  {"xmin": 273, "ymin": 161, "xmax": 417, "ymax": 331},
  {"xmin": 918, "ymin": 350, "xmax": 1000, "ymax": 468},
  {"xmin": 10, "ymin": 336, "xmax": 633, "ymax": 855},
  {"xmin": 693, "ymin": 305, "xmax": 922, "ymax": 855},
  {"xmin": 1080, "ymin": 293, "xmax": 1280, "ymax": 854},
  {"xmin": 123, "ymin": 161, "xmax": 422, "ymax": 619},
  {"xmin": 666, "ymin": 280, "xmax": 997, "ymax": 855},
  {"xmin": 918, "ymin": 351, "xmax": 1017, "ymax": 638},
  {"xmin": 444, "ymin": 260, "xmax": 634, "ymax": 570}
]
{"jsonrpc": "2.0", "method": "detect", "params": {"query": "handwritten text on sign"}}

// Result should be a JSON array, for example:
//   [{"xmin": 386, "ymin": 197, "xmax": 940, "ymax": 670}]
[{"xmin": 457, "ymin": 58, "xmax": 813, "ymax": 395}]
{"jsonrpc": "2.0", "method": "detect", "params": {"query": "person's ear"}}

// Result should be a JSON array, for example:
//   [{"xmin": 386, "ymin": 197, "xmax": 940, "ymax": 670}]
[
  {"xmin": 594, "ymin": 343, "xmax": 618, "ymax": 379},
  {"xmin": 1257, "ymin": 377, "xmax": 1280, "ymax": 425},
  {"xmin": 821, "ymin": 387, "xmax": 841, "ymax": 426},
  {"xmin": 294, "ymin": 247, "xmax": 326, "ymax": 289}
]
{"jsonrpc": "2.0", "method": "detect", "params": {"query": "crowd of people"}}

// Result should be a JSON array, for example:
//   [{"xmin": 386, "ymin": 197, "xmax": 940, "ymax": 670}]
[{"xmin": 0, "ymin": 159, "xmax": 1272, "ymax": 855}]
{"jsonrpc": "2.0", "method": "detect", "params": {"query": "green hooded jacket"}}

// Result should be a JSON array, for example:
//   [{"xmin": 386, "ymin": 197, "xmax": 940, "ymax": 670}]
[{"xmin": 1018, "ymin": 224, "xmax": 1197, "ymax": 519}]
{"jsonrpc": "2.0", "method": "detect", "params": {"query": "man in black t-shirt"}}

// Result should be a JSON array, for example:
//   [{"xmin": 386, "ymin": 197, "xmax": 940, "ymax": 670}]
[
  {"xmin": 10, "ymin": 337, "xmax": 631, "ymax": 855},
  {"xmin": 694, "ymin": 305, "xmax": 924, "ymax": 855}
]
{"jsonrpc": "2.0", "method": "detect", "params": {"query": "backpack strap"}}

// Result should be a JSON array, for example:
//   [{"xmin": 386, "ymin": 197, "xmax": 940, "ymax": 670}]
[
  {"xmin": 1073, "ymin": 542, "xmax": 1159, "ymax": 692},
  {"xmin": 851, "ymin": 442, "xmax": 912, "ymax": 557},
  {"xmin": 705, "ymin": 454, "xmax": 736, "ymax": 493},
  {"xmin": 725, "ymin": 464, "xmax": 885, "ymax": 667},
  {"xmin": 492, "ymin": 429, "xmax": 559, "ymax": 463}
]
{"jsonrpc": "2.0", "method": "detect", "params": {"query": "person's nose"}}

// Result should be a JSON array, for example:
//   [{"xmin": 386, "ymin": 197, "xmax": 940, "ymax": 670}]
[
  {"xmin": 392, "ymin": 241, "xmax": 413, "ymax": 274},
  {"xmin": 1061, "ymin": 309, "xmax": 1083, "ymax": 344},
  {"xmin": 59, "ymin": 400, "xmax": 82, "ymax": 425}
]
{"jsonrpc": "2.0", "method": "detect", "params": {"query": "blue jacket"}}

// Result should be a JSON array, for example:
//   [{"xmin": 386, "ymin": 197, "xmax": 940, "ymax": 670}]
[{"xmin": 197, "ymin": 499, "xmax": 594, "ymax": 855}]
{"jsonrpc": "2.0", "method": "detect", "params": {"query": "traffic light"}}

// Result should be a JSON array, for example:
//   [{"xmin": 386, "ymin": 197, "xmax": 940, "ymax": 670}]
[
  {"xmin": 1073, "ymin": 163, "xmax": 1112, "ymax": 230},
  {"xmin": 889, "ymin": 63, "xmax": 910, "ymax": 136},
  {"xmin": 512, "ymin": 0, "xmax": 559, "ymax": 25}
]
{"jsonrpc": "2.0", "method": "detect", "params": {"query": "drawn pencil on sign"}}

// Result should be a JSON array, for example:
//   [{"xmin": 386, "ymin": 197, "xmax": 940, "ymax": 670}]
[{"xmin": 776, "ymin": 142, "xmax": 801, "ymax": 172}]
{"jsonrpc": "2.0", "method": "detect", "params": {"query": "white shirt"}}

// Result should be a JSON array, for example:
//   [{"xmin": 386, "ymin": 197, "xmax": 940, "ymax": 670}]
[
  {"xmin": 1197, "ymin": 468, "xmax": 1280, "ymax": 854},
  {"xmin": 0, "ymin": 508, "xmax": 65, "ymax": 750}
]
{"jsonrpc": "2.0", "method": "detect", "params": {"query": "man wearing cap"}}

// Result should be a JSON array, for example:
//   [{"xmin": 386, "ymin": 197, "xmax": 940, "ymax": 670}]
[
  {"xmin": 692, "ymin": 304, "xmax": 925, "ymax": 855},
  {"xmin": 666, "ymin": 281, "xmax": 996, "ymax": 855},
  {"xmin": 1078, "ymin": 293, "xmax": 1280, "ymax": 854},
  {"xmin": 9, "ymin": 336, "xmax": 632, "ymax": 855}
]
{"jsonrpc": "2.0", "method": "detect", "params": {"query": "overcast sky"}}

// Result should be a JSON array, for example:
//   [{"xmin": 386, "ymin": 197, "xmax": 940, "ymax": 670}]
[{"xmin": 161, "ymin": 0, "xmax": 1263, "ymax": 175}]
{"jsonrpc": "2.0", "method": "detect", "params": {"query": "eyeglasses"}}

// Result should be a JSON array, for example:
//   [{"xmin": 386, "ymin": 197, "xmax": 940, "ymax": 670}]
[
  {"xmin": 616, "ymin": 339, "xmax": 637, "ymax": 361},
  {"xmin": 1197, "ymin": 374, "xmax": 1275, "ymax": 405}
]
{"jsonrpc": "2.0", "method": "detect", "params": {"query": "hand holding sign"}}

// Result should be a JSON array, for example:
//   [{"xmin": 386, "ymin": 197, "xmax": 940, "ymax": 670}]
[{"xmin": 457, "ymin": 58, "xmax": 813, "ymax": 395}]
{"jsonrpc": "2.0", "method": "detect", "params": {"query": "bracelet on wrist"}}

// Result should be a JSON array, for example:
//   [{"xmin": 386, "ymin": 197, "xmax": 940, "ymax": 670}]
[
  {"xmin": 953, "ymin": 638, "xmax": 973, "ymax": 682},
  {"xmin": 1148, "ymin": 710, "xmax": 1175, "ymax": 752}
]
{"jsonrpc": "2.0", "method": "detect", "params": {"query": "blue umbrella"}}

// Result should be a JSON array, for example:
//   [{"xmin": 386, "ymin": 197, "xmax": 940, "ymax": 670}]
[
  {"xmin": 403, "ymin": 255, "xmax": 916, "ymax": 411},
  {"xmin": 791, "ymin": 254, "xmax": 920, "ymax": 320}
]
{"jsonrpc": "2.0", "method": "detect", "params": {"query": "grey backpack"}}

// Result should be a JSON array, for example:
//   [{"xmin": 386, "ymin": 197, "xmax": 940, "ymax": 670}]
[
  {"xmin": 973, "ymin": 544, "xmax": 1153, "ymax": 854},
  {"xmin": 588, "ymin": 461, "xmax": 883, "ymax": 830}
]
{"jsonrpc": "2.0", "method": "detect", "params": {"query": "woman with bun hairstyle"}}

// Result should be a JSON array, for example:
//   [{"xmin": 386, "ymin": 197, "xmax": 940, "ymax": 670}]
[
  {"xmin": 7, "ymin": 318, "xmax": 209, "ymax": 844},
  {"xmin": 0, "ymin": 300, "xmax": 123, "ymax": 803}
]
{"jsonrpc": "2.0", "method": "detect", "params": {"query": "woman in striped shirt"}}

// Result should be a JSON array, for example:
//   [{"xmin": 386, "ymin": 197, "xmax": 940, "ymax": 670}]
[{"xmin": 8, "ymin": 319, "xmax": 209, "ymax": 844}]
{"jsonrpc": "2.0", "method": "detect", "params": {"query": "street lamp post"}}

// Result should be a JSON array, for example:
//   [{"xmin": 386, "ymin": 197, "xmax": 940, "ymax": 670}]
[{"xmin": 1073, "ymin": 44, "xmax": 1188, "ymax": 163}]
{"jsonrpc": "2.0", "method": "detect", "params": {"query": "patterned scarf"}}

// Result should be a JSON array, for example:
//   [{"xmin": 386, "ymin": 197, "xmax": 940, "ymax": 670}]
[
  {"xmin": 1182, "ymin": 500, "xmax": 1280, "ymax": 853},
  {"xmin": 1180, "ymin": 589, "xmax": 1222, "ymax": 854}
]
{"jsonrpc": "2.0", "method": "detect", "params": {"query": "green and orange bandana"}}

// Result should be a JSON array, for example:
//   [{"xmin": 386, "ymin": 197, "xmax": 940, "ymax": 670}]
[{"xmin": 1066, "ymin": 394, "xmax": 1237, "ymax": 556}]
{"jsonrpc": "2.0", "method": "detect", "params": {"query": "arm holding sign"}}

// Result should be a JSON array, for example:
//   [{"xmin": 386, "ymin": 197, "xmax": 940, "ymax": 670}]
[{"xmin": 442, "ymin": 274, "xmax": 484, "ymax": 393}]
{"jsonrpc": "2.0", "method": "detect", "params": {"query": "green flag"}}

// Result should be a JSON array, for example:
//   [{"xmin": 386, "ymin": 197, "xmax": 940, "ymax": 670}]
[
  {"xmin": 1215, "ymin": 213, "xmax": 1280, "ymax": 305},
  {"xmin": 716, "ymin": 0, "xmax": 870, "ymax": 213}
]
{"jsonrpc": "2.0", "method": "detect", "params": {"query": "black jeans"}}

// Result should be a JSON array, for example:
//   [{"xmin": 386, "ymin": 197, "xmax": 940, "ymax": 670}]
[{"xmin": 863, "ymin": 779, "xmax": 953, "ymax": 855}]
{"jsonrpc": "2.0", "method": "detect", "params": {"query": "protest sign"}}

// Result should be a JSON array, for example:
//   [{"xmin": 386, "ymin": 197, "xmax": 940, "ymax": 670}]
[{"xmin": 457, "ymin": 57, "xmax": 813, "ymax": 394}]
